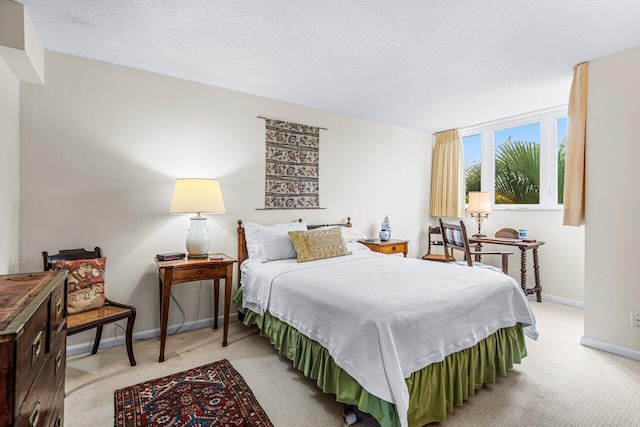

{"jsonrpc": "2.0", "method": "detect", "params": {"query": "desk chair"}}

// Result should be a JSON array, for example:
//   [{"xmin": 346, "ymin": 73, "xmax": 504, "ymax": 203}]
[
  {"xmin": 439, "ymin": 219, "xmax": 512, "ymax": 274},
  {"xmin": 421, "ymin": 226, "xmax": 448, "ymax": 262},
  {"xmin": 43, "ymin": 247, "xmax": 137, "ymax": 366}
]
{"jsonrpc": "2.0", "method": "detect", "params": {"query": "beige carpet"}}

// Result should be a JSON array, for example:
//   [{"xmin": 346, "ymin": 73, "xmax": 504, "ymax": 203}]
[{"xmin": 65, "ymin": 301, "xmax": 640, "ymax": 426}]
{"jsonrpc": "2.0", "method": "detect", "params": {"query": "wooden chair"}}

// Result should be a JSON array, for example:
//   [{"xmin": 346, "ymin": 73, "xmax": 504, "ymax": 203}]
[
  {"xmin": 421, "ymin": 226, "xmax": 448, "ymax": 262},
  {"xmin": 43, "ymin": 247, "xmax": 137, "ymax": 366},
  {"xmin": 438, "ymin": 219, "xmax": 512, "ymax": 274}
]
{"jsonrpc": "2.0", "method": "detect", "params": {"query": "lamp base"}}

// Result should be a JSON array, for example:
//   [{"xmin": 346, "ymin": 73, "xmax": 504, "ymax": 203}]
[
  {"xmin": 187, "ymin": 253, "xmax": 209, "ymax": 259},
  {"xmin": 185, "ymin": 215, "xmax": 210, "ymax": 259},
  {"xmin": 472, "ymin": 233, "xmax": 487, "ymax": 238}
]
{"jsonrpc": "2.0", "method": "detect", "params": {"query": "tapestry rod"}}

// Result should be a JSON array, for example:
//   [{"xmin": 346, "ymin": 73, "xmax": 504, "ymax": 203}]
[{"xmin": 257, "ymin": 116, "xmax": 328, "ymax": 130}]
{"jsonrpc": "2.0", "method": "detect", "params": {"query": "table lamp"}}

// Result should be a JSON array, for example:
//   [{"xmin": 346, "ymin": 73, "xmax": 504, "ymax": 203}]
[
  {"xmin": 467, "ymin": 191, "xmax": 492, "ymax": 237},
  {"xmin": 170, "ymin": 178, "xmax": 226, "ymax": 259}
]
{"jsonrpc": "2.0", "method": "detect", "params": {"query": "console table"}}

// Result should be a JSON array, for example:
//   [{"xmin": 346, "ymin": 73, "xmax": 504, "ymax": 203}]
[
  {"xmin": 155, "ymin": 254, "xmax": 237, "ymax": 362},
  {"xmin": 469, "ymin": 237, "xmax": 545, "ymax": 302}
]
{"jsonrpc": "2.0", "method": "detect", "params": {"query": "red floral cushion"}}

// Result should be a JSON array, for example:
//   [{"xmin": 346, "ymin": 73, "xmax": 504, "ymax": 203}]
[{"xmin": 52, "ymin": 257, "xmax": 106, "ymax": 314}]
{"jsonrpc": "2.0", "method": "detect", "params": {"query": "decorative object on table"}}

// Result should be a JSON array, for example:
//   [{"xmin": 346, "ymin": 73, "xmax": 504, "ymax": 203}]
[
  {"xmin": 170, "ymin": 178, "xmax": 226, "ymax": 259},
  {"xmin": 114, "ymin": 359, "xmax": 273, "ymax": 427},
  {"xmin": 379, "ymin": 215, "xmax": 392, "ymax": 240},
  {"xmin": 495, "ymin": 228, "xmax": 518, "ymax": 239},
  {"xmin": 518, "ymin": 228, "xmax": 528, "ymax": 239},
  {"xmin": 261, "ymin": 117, "xmax": 325, "ymax": 209},
  {"xmin": 155, "ymin": 252, "xmax": 186, "ymax": 261},
  {"xmin": 467, "ymin": 191, "xmax": 492, "ymax": 237}
]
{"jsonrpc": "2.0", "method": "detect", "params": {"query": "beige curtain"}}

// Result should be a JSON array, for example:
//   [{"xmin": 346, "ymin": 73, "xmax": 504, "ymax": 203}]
[
  {"xmin": 563, "ymin": 62, "xmax": 588, "ymax": 226},
  {"xmin": 430, "ymin": 129, "xmax": 464, "ymax": 218}
]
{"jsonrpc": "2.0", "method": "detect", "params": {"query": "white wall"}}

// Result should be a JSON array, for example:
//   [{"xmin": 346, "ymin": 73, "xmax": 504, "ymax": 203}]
[
  {"xmin": 19, "ymin": 51, "xmax": 430, "ymax": 345},
  {"xmin": 0, "ymin": 57, "xmax": 20, "ymax": 274},
  {"xmin": 584, "ymin": 46, "xmax": 640, "ymax": 353}
]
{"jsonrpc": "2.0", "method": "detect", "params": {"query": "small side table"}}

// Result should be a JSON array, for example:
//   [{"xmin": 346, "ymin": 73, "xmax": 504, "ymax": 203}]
[
  {"xmin": 155, "ymin": 254, "xmax": 237, "ymax": 362},
  {"xmin": 469, "ymin": 238, "xmax": 545, "ymax": 302},
  {"xmin": 358, "ymin": 239, "xmax": 409, "ymax": 257}
]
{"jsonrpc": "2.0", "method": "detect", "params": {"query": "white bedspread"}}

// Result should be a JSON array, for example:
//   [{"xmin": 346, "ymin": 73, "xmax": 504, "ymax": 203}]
[{"xmin": 241, "ymin": 251, "xmax": 537, "ymax": 427}]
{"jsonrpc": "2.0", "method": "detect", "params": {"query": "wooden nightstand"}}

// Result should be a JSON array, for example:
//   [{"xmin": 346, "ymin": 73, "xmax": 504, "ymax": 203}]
[
  {"xmin": 155, "ymin": 254, "xmax": 237, "ymax": 362},
  {"xmin": 358, "ymin": 239, "xmax": 409, "ymax": 257}
]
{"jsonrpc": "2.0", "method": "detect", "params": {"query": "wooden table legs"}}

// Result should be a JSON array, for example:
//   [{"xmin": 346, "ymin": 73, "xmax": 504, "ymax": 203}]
[
  {"xmin": 158, "ymin": 268, "xmax": 172, "ymax": 363},
  {"xmin": 533, "ymin": 248, "xmax": 542, "ymax": 302},
  {"xmin": 213, "ymin": 279, "xmax": 219, "ymax": 330},
  {"xmin": 520, "ymin": 247, "xmax": 527, "ymax": 293},
  {"xmin": 222, "ymin": 263, "xmax": 233, "ymax": 346},
  {"xmin": 156, "ymin": 256, "xmax": 236, "ymax": 362},
  {"xmin": 520, "ymin": 247, "xmax": 542, "ymax": 302}
]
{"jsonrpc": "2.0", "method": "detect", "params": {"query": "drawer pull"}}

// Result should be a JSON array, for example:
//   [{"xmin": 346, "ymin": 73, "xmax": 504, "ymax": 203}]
[
  {"xmin": 29, "ymin": 400, "xmax": 40, "ymax": 427},
  {"xmin": 392, "ymin": 246, "xmax": 397, "ymax": 251},
  {"xmin": 197, "ymin": 270, "xmax": 202, "ymax": 275},
  {"xmin": 55, "ymin": 298, "xmax": 63, "ymax": 321},
  {"xmin": 31, "ymin": 331, "xmax": 43, "ymax": 365},
  {"xmin": 55, "ymin": 349, "xmax": 62, "ymax": 375}
]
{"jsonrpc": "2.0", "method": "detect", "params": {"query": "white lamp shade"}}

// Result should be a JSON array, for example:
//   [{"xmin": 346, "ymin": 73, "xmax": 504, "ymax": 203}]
[
  {"xmin": 467, "ymin": 192, "xmax": 492, "ymax": 213},
  {"xmin": 169, "ymin": 178, "xmax": 226, "ymax": 214}
]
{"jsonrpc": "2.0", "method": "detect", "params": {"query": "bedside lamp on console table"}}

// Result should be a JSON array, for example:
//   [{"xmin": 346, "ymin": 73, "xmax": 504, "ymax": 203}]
[
  {"xmin": 467, "ymin": 191, "xmax": 492, "ymax": 237},
  {"xmin": 170, "ymin": 178, "xmax": 226, "ymax": 259}
]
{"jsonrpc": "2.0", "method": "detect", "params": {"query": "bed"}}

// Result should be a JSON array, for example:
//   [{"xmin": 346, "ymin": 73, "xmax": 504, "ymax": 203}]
[{"xmin": 233, "ymin": 218, "xmax": 537, "ymax": 427}]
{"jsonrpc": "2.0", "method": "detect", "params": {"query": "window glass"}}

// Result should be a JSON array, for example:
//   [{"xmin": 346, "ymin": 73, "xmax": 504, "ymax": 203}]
[
  {"xmin": 557, "ymin": 117, "xmax": 567, "ymax": 204},
  {"xmin": 462, "ymin": 134, "xmax": 481, "ymax": 203},
  {"xmin": 493, "ymin": 123, "xmax": 540, "ymax": 205}
]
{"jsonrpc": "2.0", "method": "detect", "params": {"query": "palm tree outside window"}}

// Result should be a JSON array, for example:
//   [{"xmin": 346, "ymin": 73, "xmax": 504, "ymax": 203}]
[{"xmin": 460, "ymin": 107, "xmax": 567, "ymax": 209}]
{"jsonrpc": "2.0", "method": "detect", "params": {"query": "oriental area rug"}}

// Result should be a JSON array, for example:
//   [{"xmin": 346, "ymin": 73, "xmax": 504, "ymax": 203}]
[{"xmin": 114, "ymin": 359, "xmax": 273, "ymax": 427}]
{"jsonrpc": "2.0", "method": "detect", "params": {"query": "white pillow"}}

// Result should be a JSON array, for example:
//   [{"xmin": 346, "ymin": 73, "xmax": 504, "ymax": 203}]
[
  {"xmin": 243, "ymin": 221, "xmax": 307, "ymax": 260},
  {"xmin": 340, "ymin": 227, "xmax": 368, "ymax": 242},
  {"xmin": 258, "ymin": 226, "xmax": 299, "ymax": 262},
  {"xmin": 315, "ymin": 225, "xmax": 368, "ymax": 242},
  {"xmin": 346, "ymin": 241, "xmax": 371, "ymax": 252}
]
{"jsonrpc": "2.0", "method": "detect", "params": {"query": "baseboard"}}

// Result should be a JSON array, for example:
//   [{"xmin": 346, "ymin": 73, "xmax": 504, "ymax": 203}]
[
  {"xmin": 580, "ymin": 336, "xmax": 640, "ymax": 361},
  {"xmin": 539, "ymin": 293, "xmax": 584, "ymax": 309},
  {"xmin": 67, "ymin": 312, "xmax": 239, "ymax": 357}
]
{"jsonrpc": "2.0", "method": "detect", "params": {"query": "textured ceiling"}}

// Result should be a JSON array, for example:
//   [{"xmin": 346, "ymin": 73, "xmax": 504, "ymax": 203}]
[{"xmin": 16, "ymin": 0, "xmax": 640, "ymax": 133}]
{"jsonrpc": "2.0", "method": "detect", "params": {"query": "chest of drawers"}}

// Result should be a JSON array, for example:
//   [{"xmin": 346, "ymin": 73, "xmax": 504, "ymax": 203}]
[{"xmin": 0, "ymin": 272, "xmax": 67, "ymax": 427}]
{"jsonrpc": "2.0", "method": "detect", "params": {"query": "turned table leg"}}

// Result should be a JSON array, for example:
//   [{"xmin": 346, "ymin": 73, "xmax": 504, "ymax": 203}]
[
  {"xmin": 519, "ymin": 247, "xmax": 527, "ymax": 294},
  {"xmin": 533, "ymin": 248, "xmax": 542, "ymax": 302}
]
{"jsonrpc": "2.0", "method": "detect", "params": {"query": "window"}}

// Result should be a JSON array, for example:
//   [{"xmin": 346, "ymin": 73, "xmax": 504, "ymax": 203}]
[
  {"xmin": 494, "ymin": 122, "xmax": 540, "ymax": 205},
  {"xmin": 557, "ymin": 117, "xmax": 567, "ymax": 204},
  {"xmin": 460, "ymin": 107, "xmax": 566, "ymax": 209},
  {"xmin": 462, "ymin": 134, "xmax": 481, "ymax": 203}
]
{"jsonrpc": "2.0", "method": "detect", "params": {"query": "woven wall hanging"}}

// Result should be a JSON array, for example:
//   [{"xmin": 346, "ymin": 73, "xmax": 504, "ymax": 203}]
[{"xmin": 262, "ymin": 118, "xmax": 325, "ymax": 209}]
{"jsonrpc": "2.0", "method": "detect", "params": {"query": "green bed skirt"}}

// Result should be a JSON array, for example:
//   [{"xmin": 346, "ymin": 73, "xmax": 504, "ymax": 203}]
[{"xmin": 233, "ymin": 288, "xmax": 527, "ymax": 427}]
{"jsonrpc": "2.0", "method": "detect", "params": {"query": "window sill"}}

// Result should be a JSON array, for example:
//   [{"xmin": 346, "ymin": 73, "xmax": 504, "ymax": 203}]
[{"xmin": 489, "ymin": 205, "xmax": 563, "ymax": 212}]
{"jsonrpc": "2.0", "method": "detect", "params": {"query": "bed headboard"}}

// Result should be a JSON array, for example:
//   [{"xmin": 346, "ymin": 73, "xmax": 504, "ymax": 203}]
[{"xmin": 236, "ymin": 217, "xmax": 352, "ymax": 267}]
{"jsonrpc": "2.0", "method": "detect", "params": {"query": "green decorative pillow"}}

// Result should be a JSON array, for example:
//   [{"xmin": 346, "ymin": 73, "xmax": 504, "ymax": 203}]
[
  {"xmin": 52, "ymin": 257, "xmax": 106, "ymax": 314},
  {"xmin": 288, "ymin": 227, "xmax": 349, "ymax": 263}
]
